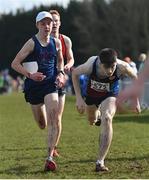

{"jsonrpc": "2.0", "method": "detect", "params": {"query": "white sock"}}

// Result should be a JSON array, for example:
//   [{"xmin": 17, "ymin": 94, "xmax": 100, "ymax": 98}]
[
  {"xmin": 96, "ymin": 160, "xmax": 104, "ymax": 166},
  {"xmin": 47, "ymin": 156, "xmax": 53, "ymax": 161}
]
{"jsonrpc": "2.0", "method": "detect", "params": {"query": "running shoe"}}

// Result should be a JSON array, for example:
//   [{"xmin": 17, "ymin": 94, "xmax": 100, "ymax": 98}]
[
  {"xmin": 44, "ymin": 159, "xmax": 57, "ymax": 171},
  {"xmin": 95, "ymin": 163, "xmax": 109, "ymax": 172},
  {"xmin": 94, "ymin": 118, "xmax": 101, "ymax": 126}
]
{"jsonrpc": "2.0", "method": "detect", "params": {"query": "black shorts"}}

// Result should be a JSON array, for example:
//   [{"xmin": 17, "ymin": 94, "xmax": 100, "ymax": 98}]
[
  {"xmin": 58, "ymin": 87, "xmax": 66, "ymax": 96},
  {"xmin": 85, "ymin": 93, "xmax": 118, "ymax": 107},
  {"xmin": 23, "ymin": 79, "xmax": 57, "ymax": 105}
]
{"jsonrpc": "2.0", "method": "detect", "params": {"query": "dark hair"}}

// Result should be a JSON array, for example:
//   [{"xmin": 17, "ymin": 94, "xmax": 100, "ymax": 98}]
[{"xmin": 99, "ymin": 48, "xmax": 117, "ymax": 67}]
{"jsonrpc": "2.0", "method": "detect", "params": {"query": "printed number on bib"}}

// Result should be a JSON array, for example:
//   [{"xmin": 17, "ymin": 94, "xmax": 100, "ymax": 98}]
[{"xmin": 90, "ymin": 80, "xmax": 110, "ymax": 92}]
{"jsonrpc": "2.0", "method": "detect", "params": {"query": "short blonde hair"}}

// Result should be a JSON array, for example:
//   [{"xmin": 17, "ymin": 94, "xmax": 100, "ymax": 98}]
[
  {"xmin": 49, "ymin": 10, "xmax": 60, "ymax": 19},
  {"xmin": 139, "ymin": 53, "xmax": 146, "ymax": 62}
]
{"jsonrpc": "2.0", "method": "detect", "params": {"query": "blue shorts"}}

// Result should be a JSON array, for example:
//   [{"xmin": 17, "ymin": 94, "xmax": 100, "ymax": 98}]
[
  {"xmin": 85, "ymin": 93, "xmax": 118, "ymax": 107},
  {"xmin": 23, "ymin": 78, "xmax": 57, "ymax": 105}
]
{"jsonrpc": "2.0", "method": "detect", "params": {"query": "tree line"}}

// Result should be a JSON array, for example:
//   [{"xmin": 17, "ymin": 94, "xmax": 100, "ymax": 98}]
[{"xmin": 0, "ymin": 0, "xmax": 149, "ymax": 77}]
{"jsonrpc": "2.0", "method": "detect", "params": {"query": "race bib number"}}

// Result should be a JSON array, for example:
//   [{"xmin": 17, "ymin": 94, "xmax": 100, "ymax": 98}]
[{"xmin": 90, "ymin": 80, "xmax": 110, "ymax": 92}]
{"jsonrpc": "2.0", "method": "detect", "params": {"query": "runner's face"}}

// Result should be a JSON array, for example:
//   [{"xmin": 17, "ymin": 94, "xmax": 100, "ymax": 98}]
[
  {"xmin": 103, "ymin": 62, "xmax": 117, "ymax": 76},
  {"xmin": 37, "ymin": 18, "xmax": 53, "ymax": 36},
  {"xmin": 52, "ymin": 14, "xmax": 61, "ymax": 33}
]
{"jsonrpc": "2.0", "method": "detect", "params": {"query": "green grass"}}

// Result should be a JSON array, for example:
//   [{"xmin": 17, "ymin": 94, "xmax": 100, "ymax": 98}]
[{"xmin": 0, "ymin": 93, "xmax": 149, "ymax": 179}]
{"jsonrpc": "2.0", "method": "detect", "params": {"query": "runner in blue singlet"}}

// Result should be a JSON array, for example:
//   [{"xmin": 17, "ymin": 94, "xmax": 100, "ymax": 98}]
[{"xmin": 11, "ymin": 11, "xmax": 65, "ymax": 171}]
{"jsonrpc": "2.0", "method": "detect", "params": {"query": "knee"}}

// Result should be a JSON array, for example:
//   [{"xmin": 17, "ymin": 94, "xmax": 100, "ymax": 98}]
[
  {"xmin": 48, "ymin": 108, "xmax": 58, "ymax": 120},
  {"xmin": 47, "ymin": 109, "xmax": 59, "ymax": 125},
  {"xmin": 102, "ymin": 113, "xmax": 113, "ymax": 125}
]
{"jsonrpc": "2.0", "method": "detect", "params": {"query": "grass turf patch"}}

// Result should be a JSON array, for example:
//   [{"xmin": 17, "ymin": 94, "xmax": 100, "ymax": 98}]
[{"xmin": 0, "ymin": 93, "xmax": 149, "ymax": 178}]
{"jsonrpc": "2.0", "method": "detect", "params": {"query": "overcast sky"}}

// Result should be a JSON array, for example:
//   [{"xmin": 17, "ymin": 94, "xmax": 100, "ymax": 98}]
[{"xmin": 0, "ymin": 0, "xmax": 73, "ymax": 14}]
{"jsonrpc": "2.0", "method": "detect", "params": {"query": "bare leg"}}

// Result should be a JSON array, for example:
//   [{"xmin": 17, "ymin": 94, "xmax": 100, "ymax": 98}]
[
  {"xmin": 44, "ymin": 93, "xmax": 59, "ymax": 157},
  {"xmin": 86, "ymin": 105, "xmax": 98, "ymax": 125},
  {"xmin": 55, "ymin": 94, "xmax": 65, "ymax": 147},
  {"xmin": 97, "ymin": 97, "xmax": 117, "ymax": 164},
  {"xmin": 31, "ymin": 104, "xmax": 47, "ymax": 129},
  {"xmin": 97, "ymin": 107, "xmax": 101, "ymax": 118}
]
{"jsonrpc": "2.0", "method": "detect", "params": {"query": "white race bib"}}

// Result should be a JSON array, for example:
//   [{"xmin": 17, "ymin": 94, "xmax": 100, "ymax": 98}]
[{"xmin": 90, "ymin": 80, "xmax": 110, "ymax": 92}]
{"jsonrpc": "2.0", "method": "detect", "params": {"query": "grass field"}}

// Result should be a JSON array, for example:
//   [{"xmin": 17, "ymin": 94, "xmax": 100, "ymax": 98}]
[{"xmin": 0, "ymin": 92, "xmax": 149, "ymax": 179}]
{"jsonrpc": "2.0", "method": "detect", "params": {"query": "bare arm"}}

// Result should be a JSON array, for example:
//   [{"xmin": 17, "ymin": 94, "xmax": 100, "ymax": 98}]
[
  {"xmin": 11, "ymin": 39, "xmax": 45, "ymax": 81},
  {"xmin": 63, "ymin": 36, "xmax": 74, "ymax": 72},
  {"xmin": 72, "ymin": 65, "xmax": 86, "ymax": 99},
  {"xmin": 55, "ymin": 38, "xmax": 64, "ymax": 71},
  {"xmin": 125, "ymin": 66, "xmax": 137, "ymax": 79},
  {"xmin": 11, "ymin": 39, "xmax": 34, "ymax": 78},
  {"xmin": 119, "ymin": 61, "xmax": 138, "ymax": 79},
  {"xmin": 55, "ymin": 38, "xmax": 65, "ymax": 87},
  {"xmin": 72, "ymin": 58, "xmax": 94, "ymax": 114},
  {"xmin": 72, "ymin": 58, "xmax": 93, "ymax": 97}
]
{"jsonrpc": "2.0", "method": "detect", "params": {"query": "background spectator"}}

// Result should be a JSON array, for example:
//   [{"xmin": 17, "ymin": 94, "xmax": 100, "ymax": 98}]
[{"xmin": 136, "ymin": 53, "xmax": 147, "ymax": 72}]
